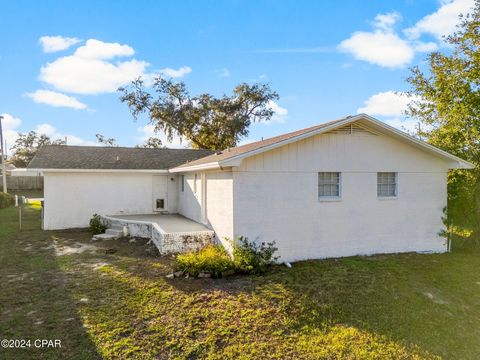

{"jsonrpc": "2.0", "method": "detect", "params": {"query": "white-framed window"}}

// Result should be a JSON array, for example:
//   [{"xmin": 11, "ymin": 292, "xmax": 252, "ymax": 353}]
[
  {"xmin": 377, "ymin": 172, "xmax": 397, "ymax": 197},
  {"xmin": 194, "ymin": 173, "xmax": 197, "ymax": 193},
  {"xmin": 181, "ymin": 175, "xmax": 185, "ymax": 192},
  {"xmin": 318, "ymin": 172, "xmax": 341, "ymax": 199}
]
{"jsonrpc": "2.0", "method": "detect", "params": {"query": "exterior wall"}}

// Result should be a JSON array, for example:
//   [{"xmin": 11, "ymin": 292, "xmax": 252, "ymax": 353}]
[
  {"xmin": 44, "ymin": 172, "xmax": 179, "ymax": 230},
  {"xmin": 204, "ymin": 171, "xmax": 234, "ymax": 249},
  {"xmin": 178, "ymin": 171, "xmax": 234, "ymax": 248},
  {"xmin": 178, "ymin": 173, "xmax": 202, "ymax": 223},
  {"xmin": 232, "ymin": 131, "xmax": 449, "ymax": 262}
]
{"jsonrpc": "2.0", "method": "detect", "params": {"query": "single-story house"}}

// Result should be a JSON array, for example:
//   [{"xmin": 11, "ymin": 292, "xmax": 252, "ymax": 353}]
[{"xmin": 28, "ymin": 114, "xmax": 474, "ymax": 262}]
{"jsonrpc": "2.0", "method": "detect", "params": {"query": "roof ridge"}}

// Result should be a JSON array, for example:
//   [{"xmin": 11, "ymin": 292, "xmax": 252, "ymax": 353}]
[{"xmin": 43, "ymin": 144, "xmax": 210, "ymax": 151}]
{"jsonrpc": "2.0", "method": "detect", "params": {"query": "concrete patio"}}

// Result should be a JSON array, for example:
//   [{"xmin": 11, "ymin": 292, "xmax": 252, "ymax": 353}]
[
  {"xmin": 99, "ymin": 213, "xmax": 215, "ymax": 255},
  {"xmin": 111, "ymin": 214, "xmax": 211, "ymax": 233}
]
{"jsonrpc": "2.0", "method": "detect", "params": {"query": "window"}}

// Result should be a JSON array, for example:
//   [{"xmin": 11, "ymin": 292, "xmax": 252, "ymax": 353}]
[
  {"xmin": 318, "ymin": 172, "xmax": 341, "ymax": 198},
  {"xmin": 194, "ymin": 173, "xmax": 197, "ymax": 193},
  {"xmin": 181, "ymin": 175, "xmax": 185, "ymax": 192},
  {"xmin": 377, "ymin": 172, "xmax": 397, "ymax": 197}
]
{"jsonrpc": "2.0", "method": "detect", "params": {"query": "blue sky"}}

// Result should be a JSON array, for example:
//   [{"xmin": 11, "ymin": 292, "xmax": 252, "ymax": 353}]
[{"xmin": 0, "ymin": 0, "xmax": 474, "ymax": 150}]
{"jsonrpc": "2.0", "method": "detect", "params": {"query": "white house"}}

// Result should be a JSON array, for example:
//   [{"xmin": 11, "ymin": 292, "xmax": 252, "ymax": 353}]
[{"xmin": 28, "ymin": 114, "xmax": 474, "ymax": 262}]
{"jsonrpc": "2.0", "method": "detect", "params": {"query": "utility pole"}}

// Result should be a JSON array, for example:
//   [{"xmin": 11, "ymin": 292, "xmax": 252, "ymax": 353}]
[{"xmin": 0, "ymin": 115, "xmax": 7, "ymax": 193}]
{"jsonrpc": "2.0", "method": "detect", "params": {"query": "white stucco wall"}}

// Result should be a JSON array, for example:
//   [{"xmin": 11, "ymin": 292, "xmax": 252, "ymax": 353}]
[
  {"xmin": 231, "ymin": 131, "xmax": 449, "ymax": 262},
  {"xmin": 43, "ymin": 172, "xmax": 179, "ymax": 230},
  {"xmin": 178, "ymin": 171, "xmax": 234, "ymax": 247},
  {"xmin": 178, "ymin": 173, "xmax": 202, "ymax": 223}
]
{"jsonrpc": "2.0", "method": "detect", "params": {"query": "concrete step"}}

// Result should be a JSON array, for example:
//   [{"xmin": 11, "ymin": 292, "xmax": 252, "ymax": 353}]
[
  {"xmin": 92, "ymin": 233, "xmax": 118, "ymax": 241},
  {"xmin": 106, "ymin": 228, "xmax": 123, "ymax": 236}
]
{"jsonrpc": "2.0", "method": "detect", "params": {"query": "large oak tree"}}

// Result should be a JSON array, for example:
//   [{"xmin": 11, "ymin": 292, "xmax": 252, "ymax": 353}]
[{"xmin": 119, "ymin": 78, "xmax": 278, "ymax": 150}]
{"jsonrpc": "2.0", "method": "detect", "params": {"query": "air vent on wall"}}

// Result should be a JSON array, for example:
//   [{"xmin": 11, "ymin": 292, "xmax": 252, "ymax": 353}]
[{"xmin": 326, "ymin": 122, "xmax": 378, "ymax": 136}]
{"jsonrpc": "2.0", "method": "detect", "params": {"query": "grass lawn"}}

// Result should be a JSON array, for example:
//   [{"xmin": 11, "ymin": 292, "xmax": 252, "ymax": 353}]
[{"xmin": 1, "ymin": 206, "xmax": 480, "ymax": 359}]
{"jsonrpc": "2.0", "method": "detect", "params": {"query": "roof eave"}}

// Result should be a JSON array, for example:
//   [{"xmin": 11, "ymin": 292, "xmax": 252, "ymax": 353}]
[
  {"xmin": 35, "ymin": 168, "xmax": 170, "ymax": 173},
  {"xmin": 169, "ymin": 162, "xmax": 221, "ymax": 173}
]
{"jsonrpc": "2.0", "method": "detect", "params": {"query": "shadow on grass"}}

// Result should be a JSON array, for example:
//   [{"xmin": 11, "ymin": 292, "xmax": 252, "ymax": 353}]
[
  {"xmin": 147, "ymin": 252, "xmax": 480, "ymax": 358},
  {"xmin": 0, "ymin": 209, "xmax": 101, "ymax": 359},
  {"xmin": 4, "ymin": 208, "xmax": 479, "ymax": 359}
]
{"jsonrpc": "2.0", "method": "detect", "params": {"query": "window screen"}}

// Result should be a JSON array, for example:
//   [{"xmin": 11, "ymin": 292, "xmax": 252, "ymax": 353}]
[
  {"xmin": 318, "ymin": 172, "xmax": 340, "ymax": 198},
  {"xmin": 377, "ymin": 172, "xmax": 397, "ymax": 197}
]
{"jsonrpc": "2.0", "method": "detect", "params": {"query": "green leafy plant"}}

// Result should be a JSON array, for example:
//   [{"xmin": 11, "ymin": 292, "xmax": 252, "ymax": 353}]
[
  {"xmin": 231, "ymin": 236, "xmax": 278, "ymax": 274},
  {"xmin": 0, "ymin": 192, "xmax": 15, "ymax": 209},
  {"xmin": 174, "ymin": 245, "xmax": 235, "ymax": 277},
  {"xmin": 89, "ymin": 213, "xmax": 106, "ymax": 235}
]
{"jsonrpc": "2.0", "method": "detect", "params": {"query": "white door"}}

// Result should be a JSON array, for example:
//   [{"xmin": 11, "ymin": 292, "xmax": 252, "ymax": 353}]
[{"xmin": 152, "ymin": 175, "xmax": 168, "ymax": 212}]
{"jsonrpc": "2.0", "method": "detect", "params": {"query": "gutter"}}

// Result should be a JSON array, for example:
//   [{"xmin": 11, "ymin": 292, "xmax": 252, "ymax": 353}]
[
  {"xmin": 169, "ymin": 162, "xmax": 221, "ymax": 173},
  {"xmin": 30, "ymin": 168, "xmax": 170, "ymax": 174}
]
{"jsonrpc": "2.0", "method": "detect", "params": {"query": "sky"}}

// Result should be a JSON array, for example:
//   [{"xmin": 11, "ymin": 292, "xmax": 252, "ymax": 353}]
[{"xmin": 0, "ymin": 0, "xmax": 475, "ymax": 150}]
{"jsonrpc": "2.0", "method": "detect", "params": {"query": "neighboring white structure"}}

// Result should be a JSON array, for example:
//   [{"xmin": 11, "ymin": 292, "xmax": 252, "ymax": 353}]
[
  {"xmin": 29, "ymin": 114, "xmax": 474, "ymax": 261},
  {"xmin": 10, "ymin": 168, "xmax": 42, "ymax": 177}
]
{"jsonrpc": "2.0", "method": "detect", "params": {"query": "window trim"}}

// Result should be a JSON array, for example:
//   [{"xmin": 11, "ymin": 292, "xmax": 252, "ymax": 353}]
[
  {"xmin": 377, "ymin": 172, "xmax": 397, "ymax": 199},
  {"xmin": 318, "ymin": 172, "xmax": 342, "ymax": 201}
]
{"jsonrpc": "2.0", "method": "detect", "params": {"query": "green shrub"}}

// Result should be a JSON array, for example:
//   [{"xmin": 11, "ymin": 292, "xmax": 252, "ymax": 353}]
[
  {"xmin": 0, "ymin": 192, "xmax": 15, "ymax": 209},
  {"xmin": 89, "ymin": 213, "xmax": 106, "ymax": 234},
  {"xmin": 232, "ymin": 236, "xmax": 278, "ymax": 274},
  {"xmin": 174, "ymin": 245, "xmax": 235, "ymax": 277}
]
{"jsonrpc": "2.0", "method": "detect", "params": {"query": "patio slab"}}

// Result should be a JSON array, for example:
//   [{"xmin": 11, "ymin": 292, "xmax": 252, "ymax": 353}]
[{"xmin": 109, "ymin": 214, "xmax": 210, "ymax": 233}]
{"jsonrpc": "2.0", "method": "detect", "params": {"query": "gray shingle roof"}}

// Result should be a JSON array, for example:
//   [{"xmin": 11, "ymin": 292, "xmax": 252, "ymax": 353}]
[{"xmin": 27, "ymin": 145, "xmax": 214, "ymax": 170}]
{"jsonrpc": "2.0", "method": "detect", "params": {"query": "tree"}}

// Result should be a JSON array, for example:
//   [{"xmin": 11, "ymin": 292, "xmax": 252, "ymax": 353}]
[
  {"xmin": 96, "ymin": 133, "xmax": 118, "ymax": 147},
  {"xmin": 119, "ymin": 78, "xmax": 278, "ymax": 150},
  {"xmin": 10, "ymin": 131, "xmax": 65, "ymax": 167},
  {"xmin": 141, "ymin": 137, "xmax": 165, "ymax": 149},
  {"xmin": 405, "ymin": 1, "xmax": 480, "ymax": 242}
]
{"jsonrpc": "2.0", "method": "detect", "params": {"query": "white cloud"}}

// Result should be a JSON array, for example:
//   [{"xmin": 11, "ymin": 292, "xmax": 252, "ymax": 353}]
[
  {"xmin": 384, "ymin": 117, "xmax": 421, "ymax": 133},
  {"xmin": 0, "ymin": 114, "xmax": 22, "ymax": 151},
  {"xmin": 266, "ymin": 101, "xmax": 288, "ymax": 124},
  {"xmin": 404, "ymin": 0, "xmax": 475, "ymax": 40},
  {"xmin": 339, "ymin": 13, "xmax": 414, "ymax": 68},
  {"xmin": 216, "ymin": 68, "xmax": 231, "ymax": 78},
  {"xmin": 372, "ymin": 12, "xmax": 402, "ymax": 32},
  {"xmin": 413, "ymin": 41, "xmax": 439, "ymax": 52},
  {"xmin": 39, "ymin": 39, "xmax": 150, "ymax": 95},
  {"xmin": 357, "ymin": 91, "xmax": 415, "ymax": 117},
  {"xmin": 26, "ymin": 90, "xmax": 87, "ymax": 110},
  {"xmin": 339, "ymin": 2, "xmax": 474, "ymax": 68},
  {"xmin": 136, "ymin": 124, "xmax": 188, "ymax": 148},
  {"xmin": 73, "ymin": 39, "xmax": 135, "ymax": 59},
  {"xmin": 1, "ymin": 113, "xmax": 21, "ymax": 130},
  {"xmin": 35, "ymin": 123, "xmax": 96, "ymax": 146},
  {"xmin": 357, "ymin": 92, "xmax": 426, "ymax": 134},
  {"xmin": 39, "ymin": 35, "xmax": 81, "ymax": 53},
  {"xmin": 339, "ymin": 31, "xmax": 414, "ymax": 68},
  {"xmin": 159, "ymin": 66, "xmax": 192, "ymax": 78}
]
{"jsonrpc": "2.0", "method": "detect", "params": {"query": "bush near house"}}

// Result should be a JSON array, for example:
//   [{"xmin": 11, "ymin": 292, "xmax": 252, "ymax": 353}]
[
  {"xmin": 174, "ymin": 245, "xmax": 234, "ymax": 277},
  {"xmin": 0, "ymin": 192, "xmax": 15, "ymax": 209},
  {"xmin": 175, "ymin": 237, "xmax": 278, "ymax": 277},
  {"xmin": 89, "ymin": 213, "xmax": 106, "ymax": 235},
  {"xmin": 232, "ymin": 236, "xmax": 278, "ymax": 274}
]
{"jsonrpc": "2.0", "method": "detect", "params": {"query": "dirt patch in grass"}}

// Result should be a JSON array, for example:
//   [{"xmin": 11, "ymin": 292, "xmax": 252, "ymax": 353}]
[{"xmin": 1, "ymin": 206, "xmax": 480, "ymax": 359}]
